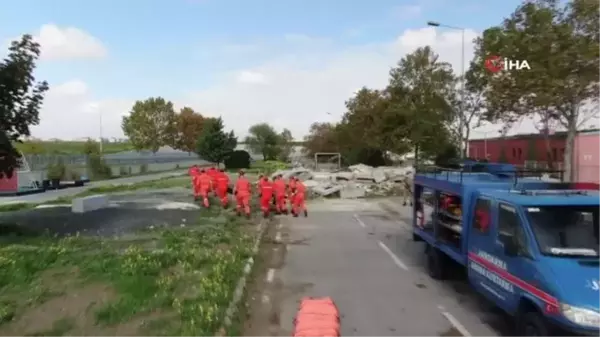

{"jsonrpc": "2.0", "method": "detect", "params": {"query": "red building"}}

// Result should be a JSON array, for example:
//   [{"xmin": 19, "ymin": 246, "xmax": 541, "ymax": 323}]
[{"xmin": 468, "ymin": 129, "xmax": 599, "ymax": 184}]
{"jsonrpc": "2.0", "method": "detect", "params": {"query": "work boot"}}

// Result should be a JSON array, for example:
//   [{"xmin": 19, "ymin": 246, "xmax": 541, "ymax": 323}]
[
  {"xmin": 263, "ymin": 211, "xmax": 269, "ymax": 219},
  {"xmin": 304, "ymin": 210, "xmax": 308, "ymax": 217},
  {"xmin": 402, "ymin": 201, "xmax": 407, "ymax": 206},
  {"xmin": 292, "ymin": 212, "xmax": 298, "ymax": 218},
  {"xmin": 236, "ymin": 210, "xmax": 241, "ymax": 217},
  {"xmin": 246, "ymin": 213, "xmax": 251, "ymax": 219}
]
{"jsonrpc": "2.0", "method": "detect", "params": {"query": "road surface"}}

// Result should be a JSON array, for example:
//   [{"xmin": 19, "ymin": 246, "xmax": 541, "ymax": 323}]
[
  {"xmin": 0, "ymin": 170, "xmax": 190, "ymax": 205},
  {"xmin": 244, "ymin": 197, "xmax": 512, "ymax": 336}
]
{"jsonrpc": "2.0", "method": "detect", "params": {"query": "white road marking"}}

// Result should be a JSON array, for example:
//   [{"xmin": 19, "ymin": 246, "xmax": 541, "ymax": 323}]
[
  {"xmin": 378, "ymin": 241, "xmax": 409, "ymax": 271},
  {"xmin": 438, "ymin": 306, "xmax": 472, "ymax": 337},
  {"xmin": 261, "ymin": 294, "xmax": 270, "ymax": 303},
  {"xmin": 266, "ymin": 268, "xmax": 276, "ymax": 283},
  {"xmin": 275, "ymin": 232, "xmax": 282, "ymax": 243},
  {"xmin": 353, "ymin": 214, "xmax": 366, "ymax": 228}
]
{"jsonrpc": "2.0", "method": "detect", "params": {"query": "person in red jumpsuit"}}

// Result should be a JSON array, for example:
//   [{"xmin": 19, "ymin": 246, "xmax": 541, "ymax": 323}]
[
  {"xmin": 189, "ymin": 165, "xmax": 201, "ymax": 200},
  {"xmin": 234, "ymin": 170, "xmax": 252, "ymax": 218},
  {"xmin": 197, "ymin": 169, "xmax": 213, "ymax": 208},
  {"xmin": 291, "ymin": 177, "xmax": 308, "ymax": 217},
  {"xmin": 287, "ymin": 176, "xmax": 297, "ymax": 214},
  {"xmin": 215, "ymin": 168, "xmax": 230, "ymax": 208},
  {"xmin": 259, "ymin": 176, "xmax": 274, "ymax": 218},
  {"xmin": 207, "ymin": 167, "xmax": 218, "ymax": 194},
  {"xmin": 273, "ymin": 174, "xmax": 287, "ymax": 214}
]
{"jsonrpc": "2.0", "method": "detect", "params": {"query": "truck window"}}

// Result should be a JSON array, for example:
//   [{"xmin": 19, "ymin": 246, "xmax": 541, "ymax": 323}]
[
  {"xmin": 525, "ymin": 206, "xmax": 599, "ymax": 257},
  {"xmin": 498, "ymin": 204, "xmax": 529, "ymax": 255},
  {"xmin": 473, "ymin": 198, "xmax": 491, "ymax": 234}
]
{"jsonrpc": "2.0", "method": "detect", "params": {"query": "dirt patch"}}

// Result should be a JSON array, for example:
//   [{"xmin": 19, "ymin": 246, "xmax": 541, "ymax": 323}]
[{"xmin": 1, "ymin": 282, "xmax": 116, "ymax": 336}]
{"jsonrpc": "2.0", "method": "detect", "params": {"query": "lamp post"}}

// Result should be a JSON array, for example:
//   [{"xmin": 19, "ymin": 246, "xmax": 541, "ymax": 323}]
[{"xmin": 427, "ymin": 21, "xmax": 466, "ymax": 158}]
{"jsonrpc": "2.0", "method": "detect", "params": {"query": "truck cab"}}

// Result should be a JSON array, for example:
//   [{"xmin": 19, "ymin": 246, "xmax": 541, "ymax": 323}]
[{"xmin": 412, "ymin": 163, "xmax": 600, "ymax": 335}]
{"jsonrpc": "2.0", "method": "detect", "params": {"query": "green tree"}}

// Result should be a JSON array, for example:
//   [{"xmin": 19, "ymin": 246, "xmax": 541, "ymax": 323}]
[
  {"xmin": 195, "ymin": 117, "xmax": 237, "ymax": 165},
  {"xmin": 121, "ymin": 97, "xmax": 176, "ymax": 153},
  {"xmin": 385, "ymin": 46, "xmax": 457, "ymax": 160},
  {"xmin": 175, "ymin": 107, "xmax": 204, "ymax": 153},
  {"xmin": 0, "ymin": 34, "xmax": 49, "ymax": 178},
  {"xmin": 474, "ymin": 0, "xmax": 599, "ymax": 181},
  {"xmin": 245, "ymin": 123, "xmax": 282, "ymax": 160},
  {"xmin": 278, "ymin": 128, "xmax": 294, "ymax": 162},
  {"xmin": 302, "ymin": 122, "xmax": 339, "ymax": 158}
]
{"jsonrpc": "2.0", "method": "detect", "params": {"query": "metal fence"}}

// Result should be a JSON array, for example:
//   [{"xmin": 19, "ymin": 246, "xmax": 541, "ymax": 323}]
[{"xmin": 22, "ymin": 150, "xmax": 199, "ymax": 171}]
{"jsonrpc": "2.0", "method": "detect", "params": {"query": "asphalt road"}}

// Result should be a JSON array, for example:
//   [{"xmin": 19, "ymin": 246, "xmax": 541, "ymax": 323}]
[
  {"xmin": 0, "ymin": 170, "xmax": 189, "ymax": 204},
  {"xmin": 248, "ymin": 198, "xmax": 511, "ymax": 336}
]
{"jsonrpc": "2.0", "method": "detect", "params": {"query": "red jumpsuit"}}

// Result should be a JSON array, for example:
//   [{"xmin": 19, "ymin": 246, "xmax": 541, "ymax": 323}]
[
  {"xmin": 288, "ymin": 178, "xmax": 297, "ymax": 212},
  {"xmin": 197, "ymin": 173, "xmax": 213, "ymax": 207},
  {"xmin": 292, "ymin": 180, "xmax": 307, "ymax": 217},
  {"xmin": 273, "ymin": 178, "xmax": 287, "ymax": 214},
  {"xmin": 207, "ymin": 168, "xmax": 218, "ymax": 192},
  {"xmin": 215, "ymin": 171, "xmax": 230, "ymax": 208},
  {"xmin": 235, "ymin": 176, "xmax": 251, "ymax": 217},
  {"xmin": 259, "ymin": 178, "xmax": 274, "ymax": 217}
]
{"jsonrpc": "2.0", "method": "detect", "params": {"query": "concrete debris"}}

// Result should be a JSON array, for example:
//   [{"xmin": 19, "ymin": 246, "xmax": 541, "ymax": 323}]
[{"xmin": 274, "ymin": 164, "xmax": 415, "ymax": 199}]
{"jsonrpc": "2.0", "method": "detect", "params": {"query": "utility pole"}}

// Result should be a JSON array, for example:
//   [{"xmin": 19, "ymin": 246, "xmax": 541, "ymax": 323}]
[{"xmin": 427, "ymin": 21, "xmax": 466, "ymax": 158}]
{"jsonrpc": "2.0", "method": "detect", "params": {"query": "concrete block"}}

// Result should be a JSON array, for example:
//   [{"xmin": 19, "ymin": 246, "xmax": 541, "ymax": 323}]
[
  {"xmin": 72, "ymin": 194, "xmax": 109, "ymax": 213},
  {"xmin": 341, "ymin": 185, "xmax": 366, "ymax": 199}
]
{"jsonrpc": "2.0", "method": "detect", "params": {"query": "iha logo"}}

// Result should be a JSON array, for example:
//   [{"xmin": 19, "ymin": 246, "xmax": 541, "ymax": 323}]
[{"xmin": 484, "ymin": 55, "xmax": 531, "ymax": 73}]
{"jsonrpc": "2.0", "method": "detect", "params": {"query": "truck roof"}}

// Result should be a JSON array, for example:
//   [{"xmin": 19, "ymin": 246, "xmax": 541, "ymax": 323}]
[{"xmin": 478, "ymin": 189, "xmax": 600, "ymax": 206}]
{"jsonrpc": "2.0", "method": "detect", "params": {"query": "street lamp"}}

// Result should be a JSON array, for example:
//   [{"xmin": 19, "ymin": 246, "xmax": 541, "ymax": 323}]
[{"xmin": 427, "ymin": 21, "xmax": 466, "ymax": 157}]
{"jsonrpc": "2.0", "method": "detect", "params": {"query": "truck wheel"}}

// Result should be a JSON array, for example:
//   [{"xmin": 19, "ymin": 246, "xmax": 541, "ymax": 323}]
[
  {"xmin": 517, "ymin": 311, "xmax": 549, "ymax": 336},
  {"xmin": 426, "ymin": 246, "xmax": 446, "ymax": 280},
  {"xmin": 412, "ymin": 233, "xmax": 422, "ymax": 241}
]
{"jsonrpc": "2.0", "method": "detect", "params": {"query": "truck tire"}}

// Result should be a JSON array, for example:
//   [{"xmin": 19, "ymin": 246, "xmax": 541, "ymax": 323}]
[
  {"xmin": 426, "ymin": 245, "xmax": 446, "ymax": 280},
  {"xmin": 412, "ymin": 233, "xmax": 422, "ymax": 241},
  {"xmin": 517, "ymin": 311, "xmax": 550, "ymax": 336}
]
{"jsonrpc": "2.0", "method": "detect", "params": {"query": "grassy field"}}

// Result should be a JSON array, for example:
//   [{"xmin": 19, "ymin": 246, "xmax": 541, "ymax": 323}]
[
  {"xmin": 0, "ymin": 173, "xmax": 260, "ymax": 213},
  {"xmin": 0, "ymin": 188, "xmax": 262, "ymax": 335},
  {"xmin": 15, "ymin": 141, "xmax": 134, "ymax": 155}
]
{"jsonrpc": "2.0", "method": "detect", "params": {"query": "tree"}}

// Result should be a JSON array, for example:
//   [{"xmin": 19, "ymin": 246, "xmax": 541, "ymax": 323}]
[
  {"xmin": 302, "ymin": 122, "xmax": 340, "ymax": 158},
  {"xmin": 245, "ymin": 123, "xmax": 282, "ymax": 160},
  {"xmin": 474, "ymin": 0, "xmax": 599, "ymax": 180},
  {"xmin": 175, "ymin": 107, "xmax": 204, "ymax": 153},
  {"xmin": 385, "ymin": 46, "xmax": 457, "ymax": 160},
  {"xmin": 278, "ymin": 128, "xmax": 294, "ymax": 162},
  {"xmin": 0, "ymin": 34, "xmax": 49, "ymax": 178},
  {"xmin": 121, "ymin": 97, "xmax": 176, "ymax": 153},
  {"xmin": 195, "ymin": 117, "xmax": 237, "ymax": 165}
]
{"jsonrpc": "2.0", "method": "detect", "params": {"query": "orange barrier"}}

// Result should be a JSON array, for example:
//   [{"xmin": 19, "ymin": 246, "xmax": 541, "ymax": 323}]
[{"xmin": 293, "ymin": 297, "xmax": 340, "ymax": 337}]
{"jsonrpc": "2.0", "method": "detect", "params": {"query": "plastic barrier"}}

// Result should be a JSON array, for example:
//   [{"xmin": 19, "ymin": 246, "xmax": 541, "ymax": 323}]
[{"xmin": 293, "ymin": 297, "xmax": 340, "ymax": 337}]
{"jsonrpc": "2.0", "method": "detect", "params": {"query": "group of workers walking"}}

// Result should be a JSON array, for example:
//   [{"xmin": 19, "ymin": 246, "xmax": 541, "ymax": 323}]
[{"xmin": 188, "ymin": 165, "xmax": 308, "ymax": 219}]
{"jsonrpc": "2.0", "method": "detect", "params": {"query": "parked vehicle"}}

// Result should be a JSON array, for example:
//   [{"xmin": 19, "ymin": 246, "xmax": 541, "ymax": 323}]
[{"xmin": 412, "ymin": 161, "xmax": 599, "ymax": 336}]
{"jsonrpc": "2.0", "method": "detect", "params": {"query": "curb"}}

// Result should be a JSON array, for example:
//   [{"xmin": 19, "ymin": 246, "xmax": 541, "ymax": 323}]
[{"xmin": 217, "ymin": 218, "xmax": 269, "ymax": 336}]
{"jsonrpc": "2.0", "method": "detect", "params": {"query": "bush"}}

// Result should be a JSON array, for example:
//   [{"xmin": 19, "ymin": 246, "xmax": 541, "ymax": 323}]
[
  {"xmin": 224, "ymin": 150, "xmax": 251, "ymax": 170},
  {"xmin": 140, "ymin": 163, "xmax": 149, "ymax": 174},
  {"xmin": 87, "ymin": 154, "xmax": 112, "ymax": 180},
  {"xmin": 46, "ymin": 158, "xmax": 66, "ymax": 180},
  {"xmin": 252, "ymin": 160, "xmax": 289, "ymax": 175},
  {"xmin": 119, "ymin": 166, "xmax": 129, "ymax": 176}
]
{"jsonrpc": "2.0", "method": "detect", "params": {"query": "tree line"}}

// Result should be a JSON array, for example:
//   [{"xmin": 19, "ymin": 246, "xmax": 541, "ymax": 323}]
[
  {"xmin": 121, "ymin": 97, "xmax": 297, "ymax": 164},
  {"xmin": 302, "ymin": 0, "xmax": 598, "ymax": 180}
]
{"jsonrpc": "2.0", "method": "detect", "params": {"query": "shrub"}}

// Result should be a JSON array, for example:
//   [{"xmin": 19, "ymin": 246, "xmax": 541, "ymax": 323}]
[
  {"xmin": 119, "ymin": 166, "xmax": 129, "ymax": 176},
  {"xmin": 87, "ymin": 153, "xmax": 112, "ymax": 180},
  {"xmin": 47, "ymin": 158, "xmax": 66, "ymax": 180},
  {"xmin": 140, "ymin": 163, "xmax": 148, "ymax": 174},
  {"xmin": 224, "ymin": 150, "xmax": 251, "ymax": 170},
  {"xmin": 253, "ymin": 160, "xmax": 289, "ymax": 175}
]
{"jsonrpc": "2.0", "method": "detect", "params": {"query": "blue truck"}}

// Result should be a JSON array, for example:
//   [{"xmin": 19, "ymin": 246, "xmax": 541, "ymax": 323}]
[{"xmin": 412, "ymin": 161, "xmax": 599, "ymax": 335}]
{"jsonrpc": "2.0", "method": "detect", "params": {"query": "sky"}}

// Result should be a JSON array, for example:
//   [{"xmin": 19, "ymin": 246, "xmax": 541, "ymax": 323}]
[{"xmin": 1, "ymin": 0, "xmax": 543, "ymax": 141}]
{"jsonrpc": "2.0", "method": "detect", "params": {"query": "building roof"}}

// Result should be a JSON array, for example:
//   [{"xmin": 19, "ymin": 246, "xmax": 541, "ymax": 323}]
[
  {"xmin": 480, "ymin": 189, "xmax": 600, "ymax": 206},
  {"xmin": 470, "ymin": 128, "xmax": 600, "ymax": 142}
]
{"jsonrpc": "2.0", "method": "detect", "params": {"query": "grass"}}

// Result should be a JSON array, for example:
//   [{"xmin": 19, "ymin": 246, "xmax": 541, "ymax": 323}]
[
  {"xmin": 0, "ymin": 176, "xmax": 193, "ymax": 213},
  {"xmin": 15, "ymin": 141, "xmax": 134, "ymax": 155},
  {"xmin": 0, "ymin": 204, "xmax": 258, "ymax": 336}
]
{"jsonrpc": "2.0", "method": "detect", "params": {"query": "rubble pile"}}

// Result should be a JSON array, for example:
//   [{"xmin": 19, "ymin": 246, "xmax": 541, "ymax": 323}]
[{"xmin": 271, "ymin": 164, "xmax": 414, "ymax": 199}]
